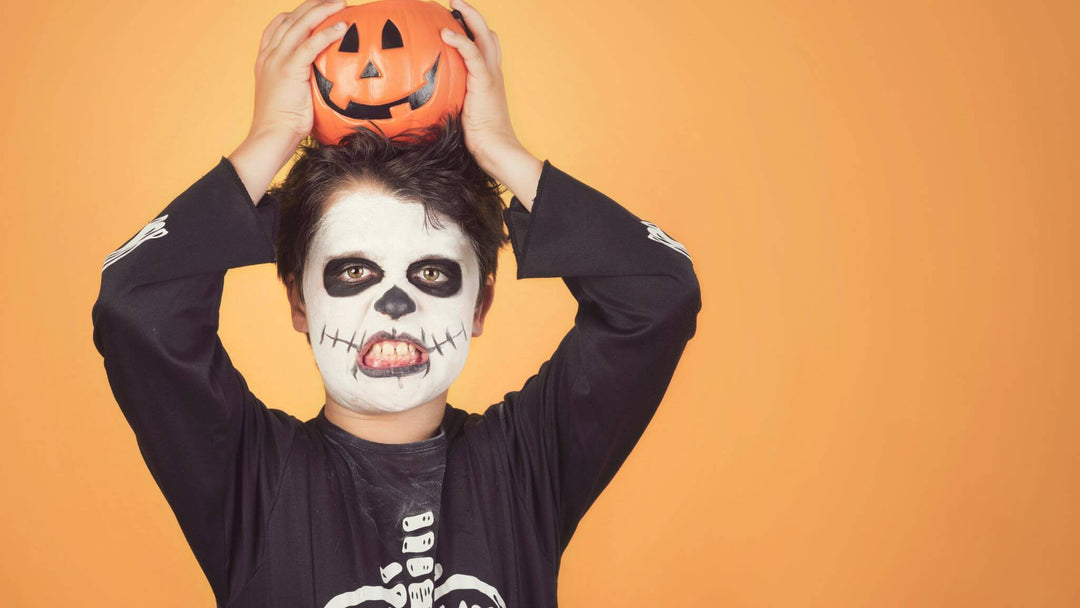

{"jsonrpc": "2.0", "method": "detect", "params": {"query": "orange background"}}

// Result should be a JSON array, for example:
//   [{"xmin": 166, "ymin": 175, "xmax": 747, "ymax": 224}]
[{"xmin": 1, "ymin": 0, "xmax": 1077, "ymax": 605}]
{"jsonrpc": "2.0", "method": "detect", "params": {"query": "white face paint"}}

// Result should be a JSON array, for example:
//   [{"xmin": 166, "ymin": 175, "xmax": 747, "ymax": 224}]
[{"xmin": 301, "ymin": 184, "xmax": 480, "ymax": 415}]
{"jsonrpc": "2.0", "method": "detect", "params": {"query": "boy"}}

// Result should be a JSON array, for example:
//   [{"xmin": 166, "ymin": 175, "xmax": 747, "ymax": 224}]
[{"xmin": 92, "ymin": 0, "xmax": 700, "ymax": 606}]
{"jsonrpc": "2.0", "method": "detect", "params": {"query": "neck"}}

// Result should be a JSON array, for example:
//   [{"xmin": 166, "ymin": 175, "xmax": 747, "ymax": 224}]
[{"xmin": 323, "ymin": 390, "xmax": 448, "ymax": 444}]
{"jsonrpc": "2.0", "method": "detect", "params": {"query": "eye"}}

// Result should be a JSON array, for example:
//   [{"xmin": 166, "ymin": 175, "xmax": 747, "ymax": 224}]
[
  {"xmin": 415, "ymin": 266, "xmax": 446, "ymax": 283},
  {"xmin": 340, "ymin": 264, "xmax": 373, "ymax": 281},
  {"xmin": 338, "ymin": 23, "xmax": 359, "ymax": 53},
  {"xmin": 381, "ymin": 19, "xmax": 403, "ymax": 49}
]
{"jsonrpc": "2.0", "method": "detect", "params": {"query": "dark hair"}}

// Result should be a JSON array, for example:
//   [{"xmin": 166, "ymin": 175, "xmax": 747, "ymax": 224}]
[{"xmin": 270, "ymin": 113, "xmax": 508, "ymax": 309}]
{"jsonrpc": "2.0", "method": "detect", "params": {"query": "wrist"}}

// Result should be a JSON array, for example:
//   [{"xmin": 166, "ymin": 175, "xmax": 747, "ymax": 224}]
[
  {"xmin": 475, "ymin": 136, "xmax": 523, "ymax": 177},
  {"xmin": 481, "ymin": 144, "xmax": 543, "ymax": 212},
  {"xmin": 228, "ymin": 131, "xmax": 300, "ymax": 205}
]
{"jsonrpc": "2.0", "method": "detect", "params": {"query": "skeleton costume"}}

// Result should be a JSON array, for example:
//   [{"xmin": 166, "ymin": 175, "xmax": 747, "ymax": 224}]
[{"xmin": 92, "ymin": 156, "xmax": 700, "ymax": 608}]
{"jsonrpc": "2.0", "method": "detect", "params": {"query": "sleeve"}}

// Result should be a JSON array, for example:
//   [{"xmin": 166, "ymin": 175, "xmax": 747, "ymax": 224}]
[
  {"xmin": 91, "ymin": 157, "xmax": 299, "ymax": 604},
  {"xmin": 484, "ymin": 160, "xmax": 702, "ymax": 557}
]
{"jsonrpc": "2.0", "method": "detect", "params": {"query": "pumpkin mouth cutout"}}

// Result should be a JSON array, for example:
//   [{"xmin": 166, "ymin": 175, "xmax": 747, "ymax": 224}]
[{"xmin": 313, "ymin": 53, "xmax": 441, "ymax": 121}]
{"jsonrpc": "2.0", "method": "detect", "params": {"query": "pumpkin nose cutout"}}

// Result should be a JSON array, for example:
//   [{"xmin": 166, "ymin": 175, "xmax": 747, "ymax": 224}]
[
  {"xmin": 360, "ymin": 60, "xmax": 381, "ymax": 79},
  {"xmin": 374, "ymin": 285, "xmax": 415, "ymax": 319}
]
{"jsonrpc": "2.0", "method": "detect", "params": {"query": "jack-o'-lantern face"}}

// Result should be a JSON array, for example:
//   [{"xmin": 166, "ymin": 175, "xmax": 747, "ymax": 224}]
[{"xmin": 309, "ymin": 0, "xmax": 469, "ymax": 145}]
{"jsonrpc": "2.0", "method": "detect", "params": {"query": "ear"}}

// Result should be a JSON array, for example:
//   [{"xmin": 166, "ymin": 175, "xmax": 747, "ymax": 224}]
[
  {"xmin": 285, "ymin": 272, "xmax": 309, "ymax": 334},
  {"xmin": 472, "ymin": 275, "xmax": 496, "ymax": 337}
]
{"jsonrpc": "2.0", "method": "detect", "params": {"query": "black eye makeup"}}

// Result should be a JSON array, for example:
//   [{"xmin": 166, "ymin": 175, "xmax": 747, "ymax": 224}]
[
  {"xmin": 324, "ymin": 257, "xmax": 383, "ymax": 297},
  {"xmin": 407, "ymin": 257, "xmax": 462, "ymax": 297}
]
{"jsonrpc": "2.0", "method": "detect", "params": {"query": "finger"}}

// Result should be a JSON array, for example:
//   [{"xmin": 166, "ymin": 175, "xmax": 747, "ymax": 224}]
[
  {"xmin": 270, "ymin": 0, "xmax": 342, "ymax": 53},
  {"xmin": 491, "ymin": 30, "xmax": 501, "ymax": 68},
  {"xmin": 448, "ymin": 0, "xmax": 497, "ymax": 68},
  {"xmin": 268, "ymin": 0, "xmax": 327, "ymax": 50},
  {"xmin": 294, "ymin": 21, "xmax": 348, "ymax": 66},
  {"xmin": 259, "ymin": 13, "xmax": 288, "ymax": 55},
  {"xmin": 441, "ymin": 27, "xmax": 490, "ymax": 83}
]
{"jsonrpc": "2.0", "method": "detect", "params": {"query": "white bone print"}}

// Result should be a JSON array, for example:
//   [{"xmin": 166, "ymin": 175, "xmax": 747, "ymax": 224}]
[
  {"xmin": 403, "ymin": 511, "xmax": 435, "ymax": 531},
  {"xmin": 102, "ymin": 214, "xmax": 169, "ymax": 271},
  {"xmin": 380, "ymin": 562, "xmax": 403, "ymax": 584},
  {"xmin": 323, "ymin": 583, "xmax": 407, "ymax": 608},
  {"xmin": 402, "ymin": 531, "xmax": 434, "ymax": 553},
  {"xmin": 641, "ymin": 219, "xmax": 691, "ymax": 261},
  {"xmin": 322, "ymin": 509, "xmax": 507, "ymax": 608},
  {"xmin": 408, "ymin": 579, "xmax": 434, "ymax": 608},
  {"xmin": 407, "ymin": 557, "xmax": 434, "ymax": 576}
]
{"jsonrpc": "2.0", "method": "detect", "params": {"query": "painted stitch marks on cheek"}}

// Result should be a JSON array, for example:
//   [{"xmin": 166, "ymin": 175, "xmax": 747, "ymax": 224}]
[
  {"xmin": 319, "ymin": 324, "xmax": 367, "ymax": 355},
  {"xmin": 420, "ymin": 321, "xmax": 469, "ymax": 358},
  {"xmin": 317, "ymin": 320, "xmax": 471, "ymax": 381}
]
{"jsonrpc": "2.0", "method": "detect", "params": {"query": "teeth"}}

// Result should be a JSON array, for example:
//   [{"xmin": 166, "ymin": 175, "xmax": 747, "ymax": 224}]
[{"xmin": 368, "ymin": 340, "xmax": 421, "ymax": 358}]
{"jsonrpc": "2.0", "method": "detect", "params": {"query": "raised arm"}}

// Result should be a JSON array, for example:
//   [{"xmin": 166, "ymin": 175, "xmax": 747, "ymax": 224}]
[
  {"xmin": 91, "ymin": 156, "xmax": 299, "ymax": 600},
  {"xmin": 485, "ymin": 159, "xmax": 701, "ymax": 556},
  {"xmin": 439, "ymin": 0, "xmax": 701, "ymax": 557},
  {"xmin": 91, "ymin": 1, "xmax": 352, "ymax": 602}
]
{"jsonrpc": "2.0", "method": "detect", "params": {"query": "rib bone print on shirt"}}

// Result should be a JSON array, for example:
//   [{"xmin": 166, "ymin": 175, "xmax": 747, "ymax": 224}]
[
  {"xmin": 102, "ymin": 214, "xmax": 169, "ymax": 271},
  {"xmin": 323, "ymin": 509, "xmax": 507, "ymax": 608},
  {"xmin": 641, "ymin": 219, "xmax": 691, "ymax": 261}
]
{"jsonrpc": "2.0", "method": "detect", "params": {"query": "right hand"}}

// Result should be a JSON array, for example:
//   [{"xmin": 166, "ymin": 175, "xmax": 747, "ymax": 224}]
[
  {"xmin": 248, "ymin": 0, "xmax": 348, "ymax": 146},
  {"xmin": 230, "ymin": 0, "xmax": 348, "ymax": 204}
]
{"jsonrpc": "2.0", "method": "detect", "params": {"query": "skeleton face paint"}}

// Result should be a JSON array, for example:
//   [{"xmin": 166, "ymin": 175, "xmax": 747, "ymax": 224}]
[{"xmin": 301, "ymin": 185, "xmax": 480, "ymax": 415}]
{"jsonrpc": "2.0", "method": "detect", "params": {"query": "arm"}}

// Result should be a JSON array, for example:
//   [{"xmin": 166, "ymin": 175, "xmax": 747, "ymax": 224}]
[
  {"xmin": 485, "ymin": 158, "xmax": 702, "ymax": 556},
  {"xmin": 92, "ymin": 1, "xmax": 353, "ymax": 598},
  {"xmin": 91, "ymin": 157, "xmax": 299, "ymax": 601},
  {"xmin": 439, "ymin": 0, "xmax": 700, "ymax": 558}
]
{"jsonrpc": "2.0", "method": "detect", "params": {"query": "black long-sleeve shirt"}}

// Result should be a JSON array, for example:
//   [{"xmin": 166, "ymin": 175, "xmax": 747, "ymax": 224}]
[{"xmin": 92, "ymin": 156, "xmax": 701, "ymax": 607}]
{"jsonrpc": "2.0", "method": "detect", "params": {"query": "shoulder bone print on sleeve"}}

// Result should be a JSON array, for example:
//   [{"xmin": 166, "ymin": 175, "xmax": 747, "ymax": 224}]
[
  {"xmin": 102, "ymin": 214, "xmax": 169, "ymax": 272},
  {"xmin": 641, "ymin": 219, "xmax": 691, "ymax": 261}
]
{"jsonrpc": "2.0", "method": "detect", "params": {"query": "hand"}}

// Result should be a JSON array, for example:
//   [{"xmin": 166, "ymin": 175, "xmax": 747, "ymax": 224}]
[
  {"xmin": 441, "ymin": 0, "xmax": 543, "ymax": 206},
  {"xmin": 249, "ymin": 0, "xmax": 349, "ymax": 146},
  {"xmin": 229, "ymin": 0, "xmax": 348, "ymax": 204}
]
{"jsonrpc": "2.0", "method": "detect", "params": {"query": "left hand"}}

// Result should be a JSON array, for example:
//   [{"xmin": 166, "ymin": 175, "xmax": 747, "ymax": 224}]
[{"xmin": 441, "ymin": 0, "xmax": 523, "ymax": 172}]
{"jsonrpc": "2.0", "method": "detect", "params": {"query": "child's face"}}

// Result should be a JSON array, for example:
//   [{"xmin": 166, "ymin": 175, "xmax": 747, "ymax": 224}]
[{"xmin": 300, "ymin": 183, "xmax": 480, "ymax": 415}]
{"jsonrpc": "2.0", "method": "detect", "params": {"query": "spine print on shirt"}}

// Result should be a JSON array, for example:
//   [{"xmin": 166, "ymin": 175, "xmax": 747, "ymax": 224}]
[
  {"xmin": 102, "ymin": 214, "xmax": 169, "ymax": 272},
  {"xmin": 641, "ymin": 219, "xmax": 692, "ymax": 262},
  {"xmin": 323, "ymin": 509, "xmax": 507, "ymax": 608}
]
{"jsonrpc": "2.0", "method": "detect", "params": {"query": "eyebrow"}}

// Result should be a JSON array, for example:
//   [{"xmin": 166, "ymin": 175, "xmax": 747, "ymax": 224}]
[
  {"xmin": 325, "ymin": 251, "xmax": 463, "ymax": 263},
  {"xmin": 325, "ymin": 249, "xmax": 374, "ymax": 260}
]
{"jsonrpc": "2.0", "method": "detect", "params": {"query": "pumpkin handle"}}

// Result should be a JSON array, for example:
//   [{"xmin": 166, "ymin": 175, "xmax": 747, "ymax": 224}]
[{"xmin": 449, "ymin": 8, "xmax": 475, "ymax": 42}]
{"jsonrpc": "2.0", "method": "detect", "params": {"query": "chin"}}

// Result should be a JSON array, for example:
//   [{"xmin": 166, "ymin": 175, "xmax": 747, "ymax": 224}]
[{"xmin": 328, "ymin": 382, "xmax": 441, "ymax": 416}]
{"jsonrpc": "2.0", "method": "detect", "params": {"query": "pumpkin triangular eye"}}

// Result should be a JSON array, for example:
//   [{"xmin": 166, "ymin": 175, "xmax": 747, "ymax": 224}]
[
  {"xmin": 382, "ymin": 19, "xmax": 403, "ymax": 49},
  {"xmin": 338, "ymin": 23, "xmax": 359, "ymax": 53}
]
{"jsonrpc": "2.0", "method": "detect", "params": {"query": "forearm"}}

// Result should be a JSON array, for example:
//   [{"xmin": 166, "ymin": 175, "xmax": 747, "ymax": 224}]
[{"xmin": 480, "ymin": 143, "xmax": 544, "ymax": 212}]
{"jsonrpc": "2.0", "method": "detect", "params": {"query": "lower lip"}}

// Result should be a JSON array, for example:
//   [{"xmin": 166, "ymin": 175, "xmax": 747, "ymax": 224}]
[{"xmin": 357, "ymin": 359, "xmax": 429, "ymax": 378}]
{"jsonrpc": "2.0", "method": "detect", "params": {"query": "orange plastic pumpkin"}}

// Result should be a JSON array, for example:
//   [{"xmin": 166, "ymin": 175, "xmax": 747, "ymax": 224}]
[{"xmin": 309, "ymin": 0, "xmax": 470, "ymax": 145}]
